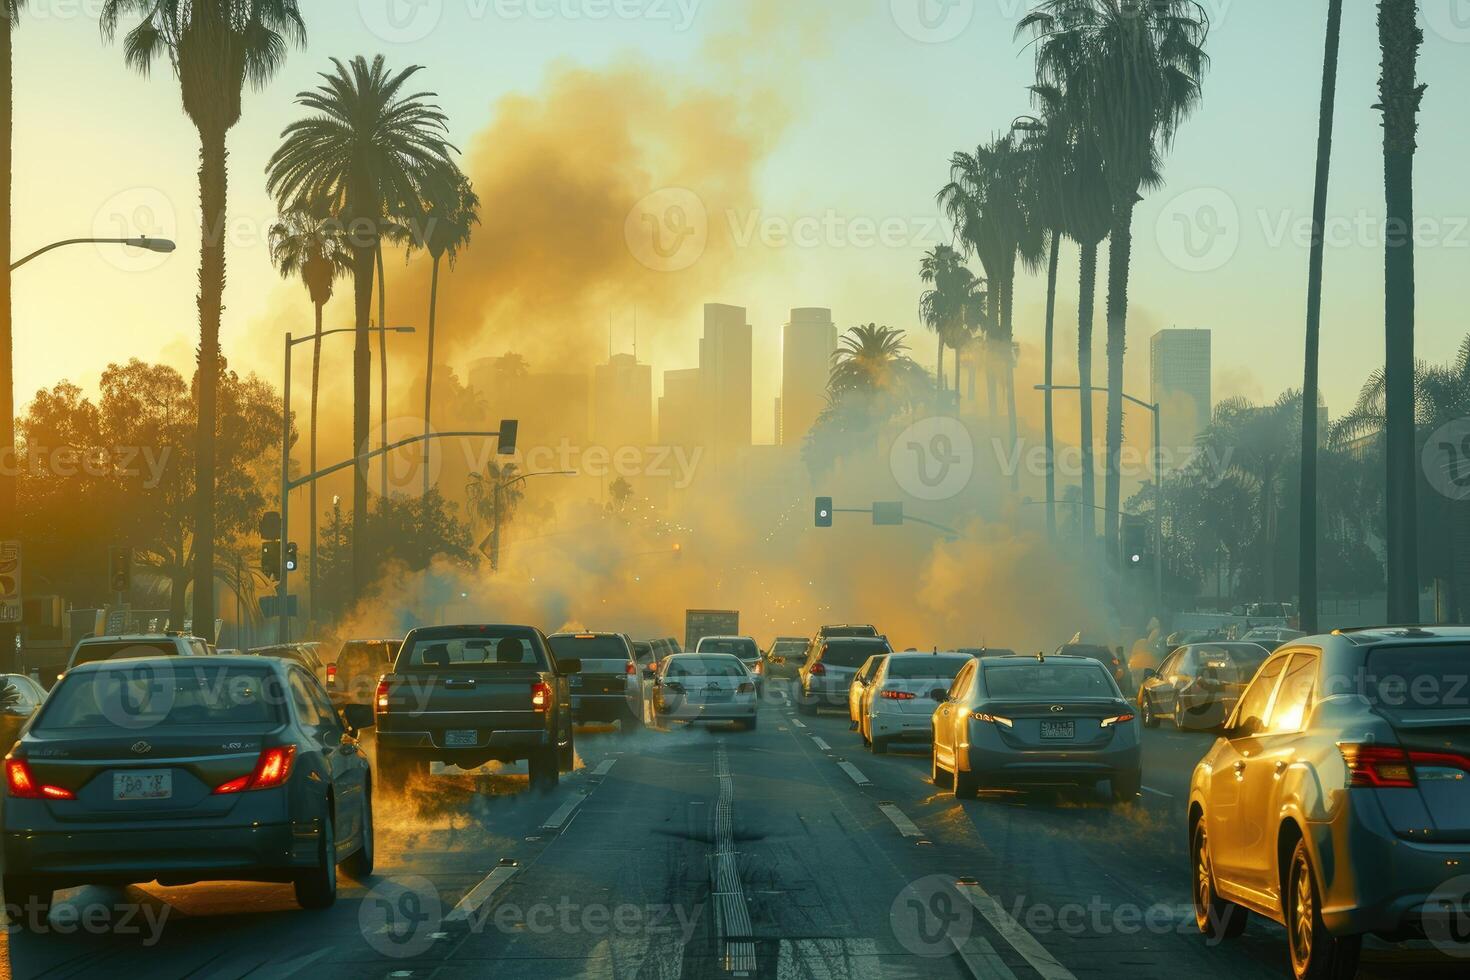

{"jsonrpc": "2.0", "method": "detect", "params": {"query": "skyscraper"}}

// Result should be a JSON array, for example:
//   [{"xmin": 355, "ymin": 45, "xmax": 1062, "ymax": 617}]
[
  {"xmin": 1149, "ymin": 328, "xmax": 1212, "ymax": 448},
  {"xmin": 780, "ymin": 307, "xmax": 836, "ymax": 446},
  {"xmin": 659, "ymin": 368, "xmax": 704, "ymax": 449},
  {"xmin": 592, "ymin": 352, "xmax": 653, "ymax": 449},
  {"xmin": 699, "ymin": 303, "xmax": 753, "ymax": 452}
]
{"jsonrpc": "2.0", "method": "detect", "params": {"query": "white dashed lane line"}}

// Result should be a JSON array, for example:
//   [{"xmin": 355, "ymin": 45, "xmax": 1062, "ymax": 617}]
[
  {"xmin": 811, "ymin": 736, "xmax": 832, "ymax": 751},
  {"xmin": 540, "ymin": 793, "xmax": 586, "ymax": 831},
  {"xmin": 592, "ymin": 759, "xmax": 617, "ymax": 777},
  {"xmin": 446, "ymin": 864, "xmax": 520, "ymax": 923},
  {"xmin": 836, "ymin": 761, "xmax": 872, "ymax": 787},
  {"xmin": 790, "ymin": 718, "xmax": 807, "ymax": 729},
  {"xmin": 876, "ymin": 801, "xmax": 922, "ymax": 837},
  {"xmin": 955, "ymin": 880, "xmax": 1077, "ymax": 980}
]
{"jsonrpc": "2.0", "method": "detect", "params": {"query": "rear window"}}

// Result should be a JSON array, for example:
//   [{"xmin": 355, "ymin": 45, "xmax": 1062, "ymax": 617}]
[
  {"xmin": 398, "ymin": 629, "xmax": 551, "ymax": 670},
  {"xmin": 548, "ymin": 635, "xmax": 630, "ymax": 661},
  {"xmin": 982, "ymin": 662, "xmax": 1115, "ymax": 699},
  {"xmin": 821, "ymin": 626, "xmax": 879, "ymax": 638},
  {"xmin": 698, "ymin": 638, "xmax": 759, "ymax": 659},
  {"xmin": 772, "ymin": 640, "xmax": 807, "ymax": 655},
  {"xmin": 72, "ymin": 641, "xmax": 177, "ymax": 667},
  {"xmin": 820, "ymin": 640, "xmax": 890, "ymax": 667},
  {"xmin": 39, "ymin": 662, "xmax": 285, "ymax": 730},
  {"xmin": 665, "ymin": 656, "xmax": 746, "ymax": 678},
  {"xmin": 1197, "ymin": 643, "xmax": 1269, "ymax": 679},
  {"xmin": 1361, "ymin": 645, "xmax": 1470, "ymax": 711},
  {"xmin": 888, "ymin": 655, "xmax": 972, "ymax": 680}
]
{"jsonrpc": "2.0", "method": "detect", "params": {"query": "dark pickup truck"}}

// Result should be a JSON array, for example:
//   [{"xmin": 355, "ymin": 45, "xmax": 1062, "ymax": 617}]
[{"xmin": 373, "ymin": 625, "xmax": 580, "ymax": 791}]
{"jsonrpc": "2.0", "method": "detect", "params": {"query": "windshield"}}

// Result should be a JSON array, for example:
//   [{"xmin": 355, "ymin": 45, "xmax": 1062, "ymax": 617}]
[
  {"xmin": 39, "ymin": 662, "xmax": 285, "ymax": 730},
  {"xmin": 820, "ymin": 641, "xmax": 889, "ymax": 667},
  {"xmin": 983, "ymin": 663, "xmax": 1116, "ymax": 699},
  {"xmin": 71, "ymin": 641, "xmax": 177, "ymax": 667},
  {"xmin": 698, "ymin": 638, "xmax": 759, "ymax": 659},
  {"xmin": 397, "ymin": 629, "xmax": 551, "ymax": 670},
  {"xmin": 887, "ymin": 655, "xmax": 971, "ymax": 680}
]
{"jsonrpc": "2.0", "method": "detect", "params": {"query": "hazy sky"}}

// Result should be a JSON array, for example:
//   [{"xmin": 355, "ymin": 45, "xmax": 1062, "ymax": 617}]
[{"xmin": 11, "ymin": 0, "xmax": 1470, "ymax": 444}]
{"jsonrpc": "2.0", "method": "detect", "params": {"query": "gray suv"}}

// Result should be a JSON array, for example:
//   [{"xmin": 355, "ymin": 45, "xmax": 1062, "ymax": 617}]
[
  {"xmin": 797, "ymin": 637, "xmax": 891, "ymax": 714},
  {"xmin": 1188, "ymin": 626, "xmax": 1470, "ymax": 978}
]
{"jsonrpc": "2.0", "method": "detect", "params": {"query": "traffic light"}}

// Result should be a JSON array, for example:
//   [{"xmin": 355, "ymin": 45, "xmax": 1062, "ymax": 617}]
[
  {"xmin": 815, "ymin": 497, "xmax": 833, "ymax": 528},
  {"xmin": 285, "ymin": 542, "xmax": 299, "ymax": 573},
  {"xmin": 262, "ymin": 540, "xmax": 281, "ymax": 581},
  {"xmin": 1121, "ymin": 516, "xmax": 1149, "ymax": 570},
  {"xmin": 108, "ymin": 547, "xmax": 132, "ymax": 593}
]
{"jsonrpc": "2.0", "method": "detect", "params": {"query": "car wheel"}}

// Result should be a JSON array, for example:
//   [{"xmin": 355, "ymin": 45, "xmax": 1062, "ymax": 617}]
[
  {"xmin": 1141, "ymin": 694, "xmax": 1160, "ymax": 729},
  {"xmin": 870, "ymin": 734, "xmax": 889, "ymax": 755},
  {"xmin": 3, "ymin": 875, "xmax": 54, "ymax": 931},
  {"xmin": 953, "ymin": 765, "xmax": 980, "ymax": 799},
  {"xmin": 342, "ymin": 784, "xmax": 375, "ymax": 878},
  {"xmin": 1191, "ymin": 822, "xmax": 1247, "ymax": 942},
  {"xmin": 1110, "ymin": 769, "xmax": 1141, "ymax": 803},
  {"xmin": 930, "ymin": 746, "xmax": 952, "ymax": 788},
  {"xmin": 529, "ymin": 748, "xmax": 560, "ymax": 792},
  {"xmin": 294, "ymin": 810, "xmax": 339, "ymax": 909},
  {"xmin": 1286, "ymin": 838, "xmax": 1361, "ymax": 980}
]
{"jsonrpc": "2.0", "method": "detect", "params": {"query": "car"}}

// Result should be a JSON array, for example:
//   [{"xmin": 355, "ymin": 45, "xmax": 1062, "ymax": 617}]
[
  {"xmin": 1054, "ymin": 641, "xmax": 1132, "ymax": 692},
  {"xmin": 0, "ymin": 673, "xmax": 46, "ymax": 718},
  {"xmin": 847, "ymin": 653, "xmax": 889, "ymax": 726},
  {"xmin": 547, "ymin": 631, "xmax": 646, "ymax": 733},
  {"xmin": 956, "ymin": 647, "xmax": 1017, "ymax": 659},
  {"xmin": 695, "ymin": 636, "xmax": 764, "ymax": 695},
  {"xmin": 327, "ymin": 638, "xmax": 402, "ymax": 705},
  {"xmin": 1240, "ymin": 626, "xmax": 1308, "ymax": 650},
  {"xmin": 646, "ymin": 653, "xmax": 758, "ymax": 730},
  {"xmin": 1187, "ymin": 626, "xmax": 1470, "ymax": 978},
  {"xmin": 249, "ymin": 643, "xmax": 330, "ymax": 688},
  {"xmin": 632, "ymin": 640, "xmax": 654, "ymax": 664},
  {"xmin": 816, "ymin": 624, "xmax": 881, "ymax": 639},
  {"xmin": 796, "ymin": 636, "xmax": 893, "ymax": 714},
  {"xmin": 374, "ymin": 625, "xmax": 579, "ymax": 791},
  {"xmin": 931, "ymin": 653, "xmax": 1140, "ymax": 802},
  {"xmin": 858, "ymin": 652, "xmax": 972, "ymax": 754},
  {"xmin": 63, "ymin": 632, "xmax": 214, "ymax": 684},
  {"xmin": 2, "ymin": 655, "xmax": 376, "ymax": 924},
  {"xmin": 763, "ymin": 636, "xmax": 809, "ymax": 681},
  {"xmin": 1138, "ymin": 642, "xmax": 1270, "ymax": 731}
]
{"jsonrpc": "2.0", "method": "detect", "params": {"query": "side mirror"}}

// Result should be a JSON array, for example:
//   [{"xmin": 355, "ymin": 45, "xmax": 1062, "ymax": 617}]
[
  {"xmin": 930, "ymin": 688, "xmax": 949, "ymax": 702},
  {"xmin": 342, "ymin": 703, "xmax": 375, "ymax": 733},
  {"xmin": 558, "ymin": 658, "xmax": 582, "ymax": 676},
  {"xmin": 1142, "ymin": 668, "xmax": 1157, "ymax": 681}
]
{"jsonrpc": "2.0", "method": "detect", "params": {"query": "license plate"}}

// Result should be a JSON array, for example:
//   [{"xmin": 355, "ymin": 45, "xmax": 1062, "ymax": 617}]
[
  {"xmin": 444, "ymin": 729, "xmax": 477, "ymax": 747},
  {"xmin": 1040, "ymin": 720, "xmax": 1075, "ymax": 740},
  {"xmin": 569, "ymin": 676, "xmax": 582, "ymax": 689},
  {"xmin": 113, "ymin": 770, "xmax": 172, "ymax": 800}
]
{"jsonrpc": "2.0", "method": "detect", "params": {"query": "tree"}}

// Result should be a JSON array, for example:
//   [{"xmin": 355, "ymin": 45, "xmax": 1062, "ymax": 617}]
[
  {"xmin": 267, "ymin": 55, "xmax": 457, "ymax": 603},
  {"xmin": 1376, "ymin": 0, "xmax": 1426, "ymax": 622},
  {"xmin": 919, "ymin": 244, "xmax": 981, "ymax": 397},
  {"xmin": 1298, "ymin": 0, "xmax": 1345, "ymax": 634},
  {"xmin": 829, "ymin": 324, "xmax": 929, "ymax": 400},
  {"xmin": 101, "ymin": 0, "xmax": 307, "ymax": 638},
  {"xmin": 268, "ymin": 209, "xmax": 348, "ymax": 625},
  {"xmin": 408, "ymin": 167, "xmax": 480, "ymax": 495},
  {"xmin": 1021, "ymin": 0, "xmax": 1210, "ymax": 559},
  {"xmin": 607, "ymin": 476, "xmax": 634, "ymax": 514}
]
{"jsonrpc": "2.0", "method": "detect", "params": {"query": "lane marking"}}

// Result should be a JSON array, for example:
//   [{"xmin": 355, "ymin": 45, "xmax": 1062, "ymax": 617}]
[
  {"xmin": 1141, "ymin": 785, "xmax": 1173, "ymax": 799},
  {"xmin": 592, "ymin": 759, "xmax": 617, "ymax": 777},
  {"xmin": 712, "ymin": 741, "xmax": 756, "ymax": 974},
  {"xmin": 791, "ymin": 718, "xmax": 806, "ymax": 729},
  {"xmin": 541, "ymin": 793, "xmax": 586, "ymax": 831},
  {"xmin": 811, "ymin": 736, "xmax": 832, "ymax": 751},
  {"xmin": 877, "ymin": 802, "xmax": 921, "ymax": 837},
  {"xmin": 955, "ymin": 881, "xmax": 1077, "ymax": 980},
  {"xmin": 776, "ymin": 938, "xmax": 883, "ymax": 979},
  {"xmin": 954, "ymin": 934, "xmax": 1020, "ymax": 980},
  {"xmin": 445, "ymin": 865, "xmax": 519, "ymax": 923},
  {"xmin": 837, "ymin": 761, "xmax": 871, "ymax": 787}
]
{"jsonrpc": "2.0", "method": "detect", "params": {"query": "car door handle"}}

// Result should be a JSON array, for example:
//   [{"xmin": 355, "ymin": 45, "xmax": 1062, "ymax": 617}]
[
  {"xmin": 1274, "ymin": 760, "xmax": 1288, "ymax": 776},
  {"xmin": 1233, "ymin": 761, "xmax": 1247, "ymax": 776}
]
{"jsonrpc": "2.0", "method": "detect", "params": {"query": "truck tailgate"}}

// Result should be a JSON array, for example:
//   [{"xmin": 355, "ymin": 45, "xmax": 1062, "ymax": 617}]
[{"xmin": 378, "ymin": 668, "xmax": 549, "ymax": 738}]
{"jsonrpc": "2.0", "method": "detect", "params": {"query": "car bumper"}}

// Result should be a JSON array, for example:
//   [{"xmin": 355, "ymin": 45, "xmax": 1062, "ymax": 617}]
[
  {"xmin": 871, "ymin": 712, "xmax": 936, "ymax": 740},
  {"xmin": 570, "ymin": 694, "xmax": 634, "ymax": 722},
  {"xmin": 801, "ymin": 686, "xmax": 849, "ymax": 707},
  {"xmin": 657, "ymin": 701, "xmax": 757, "ymax": 722},
  {"xmin": 377, "ymin": 728, "xmax": 552, "ymax": 754},
  {"xmin": 962, "ymin": 725, "xmax": 1140, "ymax": 781}
]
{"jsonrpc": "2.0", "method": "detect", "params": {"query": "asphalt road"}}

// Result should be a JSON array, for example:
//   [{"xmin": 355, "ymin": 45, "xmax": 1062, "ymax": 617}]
[{"xmin": 3, "ymin": 690, "xmax": 1467, "ymax": 979}]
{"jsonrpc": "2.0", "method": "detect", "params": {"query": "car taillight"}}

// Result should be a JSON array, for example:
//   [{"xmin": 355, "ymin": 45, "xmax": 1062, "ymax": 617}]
[
  {"xmin": 625, "ymin": 661, "xmax": 636, "ymax": 675},
  {"xmin": 810, "ymin": 662, "xmax": 826, "ymax": 676},
  {"xmin": 1339, "ymin": 743, "xmax": 1470, "ymax": 788},
  {"xmin": 326, "ymin": 664, "xmax": 338, "ymax": 685},
  {"xmin": 531, "ymin": 681, "xmax": 553, "ymax": 712},
  {"xmin": 213, "ymin": 745, "xmax": 297, "ymax": 795},
  {"xmin": 972, "ymin": 712, "xmax": 1013, "ymax": 728},
  {"xmin": 5, "ymin": 758, "xmax": 75, "ymax": 800},
  {"xmin": 752, "ymin": 661, "xmax": 763, "ymax": 674},
  {"xmin": 375, "ymin": 679, "xmax": 389, "ymax": 712},
  {"xmin": 1100, "ymin": 713, "xmax": 1135, "ymax": 728},
  {"xmin": 881, "ymin": 690, "xmax": 915, "ymax": 700}
]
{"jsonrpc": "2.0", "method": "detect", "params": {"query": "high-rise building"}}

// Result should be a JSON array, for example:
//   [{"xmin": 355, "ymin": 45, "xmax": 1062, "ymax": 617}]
[
  {"xmin": 780, "ymin": 307, "xmax": 836, "ymax": 446},
  {"xmin": 592, "ymin": 353, "xmax": 653, "ymax": 449},
  {"xmin": 699, "ymin": 303, "xmax": 753, "ymax": 452},
  {"xmin": 1149, "ymin": 328, "xmax": 1211, "ymax": 448},
  {"xmin": 467, "ymin": 355, "xmax": 590, "ymax": 448},
  {"xmin": 659, "ymin": 368, "xmax": 704, "ymax": 449}
]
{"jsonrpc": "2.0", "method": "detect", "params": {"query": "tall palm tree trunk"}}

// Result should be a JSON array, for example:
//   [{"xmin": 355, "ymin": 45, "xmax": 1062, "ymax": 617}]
[
  {"xmin": 1299, "ymin": 0, "xmax": 1344, "ymax": 633},
  {"xmin": 422, "ymin": 255, "xmax": 441, "ymax": 496},
  {"xmin": 351, "ymin": 243, "xmax": 375, "ymax": 601},
  {"xmin": 1103, "ymin": 198, "xmax": 1135, "ymax": 563},
  {"xmin": 1001, "ymin": 270, "xmax": 1019, "ymax": 492},
  {"xmin": 376, "ymin": 243, "xmax": 388, "ymax": 501},
  {"xmin": 309, "ymin": 300, "xmax": 323, "ymax": 627},
  {"xmin": 953, "ymin": 347, "xmax": 962, "ymax": 403},
  {"xmin": 0, "ymin": 14, "xmax": 16, "ymax": 670},
  {"xmin": 1043, "ymin": 233, "xmax": 1061, "ymax": 542},
  {"xmin": 1379, "ymin": 0, "xmax": 1424, "ymax": 623},
  {"xmin": 192, "ymin": 123, "xmax": 228, "ymax": 639},
  {"xmin": 1077, "ymin": 242, "xmax": 1099, "ymax": 551},
  {"xmin": 936, "ymin": 332, "xmax": 945, "ymax": 393}
]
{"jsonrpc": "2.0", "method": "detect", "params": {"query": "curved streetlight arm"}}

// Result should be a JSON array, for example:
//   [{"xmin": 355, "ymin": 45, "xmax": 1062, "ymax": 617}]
[{"xmin": 10, "ymin": 236, "xmax": 176, "ymax": 272}]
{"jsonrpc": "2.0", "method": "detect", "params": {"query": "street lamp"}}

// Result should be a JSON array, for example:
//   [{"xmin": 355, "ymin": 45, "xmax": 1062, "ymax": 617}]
[
  {"xmin": 10, "ymin": 236, "xmax": 176, "ymax": 271},
  {"xmin": 277, "ymin": 326, "xmax": 415, "ymax": 641},
  {"xmin": 482, "ymin": 469, "xmax": 576, "ymax": 571}
]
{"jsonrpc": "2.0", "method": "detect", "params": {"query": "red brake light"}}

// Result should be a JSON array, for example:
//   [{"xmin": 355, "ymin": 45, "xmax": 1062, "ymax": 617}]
[
  {"xmin": 213, "ymin": 745, "xmax": 297, "ymax": 795},
  {"xmin": 531, "ymin": 680, "xmax": 553, "ymax": 711},
  {"xmin": 810, "ymin": 662, "xmax": 826, "ymax": 676},
  {"xmin": 6, "ymin": 758, "xmax": 75, "ymax": 800},
  {"xmin": 1340, "ymin": 743, "xmax": 1470, "ymax": 788},
  {"xmin": 326, "ymin": 664, "xmax": 338, "ymax": 684},
  {"xmin": 1100, "ymin": 713, "xmax": 1135, "ymax": 728},
  {"xmin": 375, "ymin": 679, "xmax": 389, "ymax": 712},
  {"xmin": 881, "ymin": 690, "xmax": 916, "ymax": 700},
  {"xmin": 625, "ymin": 661, "xmax": 636, "ymax": 675}
]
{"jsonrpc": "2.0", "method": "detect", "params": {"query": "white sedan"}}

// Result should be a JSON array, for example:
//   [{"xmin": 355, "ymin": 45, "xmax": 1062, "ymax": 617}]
[
  {"xmin": 647, "ymin": 653, "xmax": 759, "ymax": 731},
  {"xmin": 859, "ymin": 652, "xmax": 973, "ymax": 753}
]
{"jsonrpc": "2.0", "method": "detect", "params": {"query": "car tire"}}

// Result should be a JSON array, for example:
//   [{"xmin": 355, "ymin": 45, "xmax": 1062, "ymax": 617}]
[
  {"xmin": 342, "ymin": 785, "xmax": 375, "ymax": 878},
  {"xmin": 1141, "ymin": 694, "xmax": 1160, "ymax": 729},
  {"xmin": 1286, "ymin": 838, "xmax": 1361, "ymax": 980},
  {"xmin": 1110, "ymin": 769, "xmax": 1142, "ymax": 803},
  {"xmin": 294, "ymin": 810, "xmax": 339, "ymax": 910},
  {"xmin": 1191, "ymin": 822, "xmax": 1248, "ymax": 943},
  {"xmin": 931, "ymin": 749, "xmax": 952, "ymax": 788},
  {"xmin": 3, "ymin": 875, "xmax": 54, "ymax": 931},
  {"xmin": 953, "ymin": 766, "xmax": 980, "ymax": 799},
  {"xmin": 529, "ymin": 748, "xmax": 560, "ymax": 792},
  {"xmin": 870, "ymin": 734, "xmax": 889, "ymax": 755}
]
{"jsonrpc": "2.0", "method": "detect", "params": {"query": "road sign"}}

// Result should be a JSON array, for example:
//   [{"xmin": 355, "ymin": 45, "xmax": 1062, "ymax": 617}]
[
  {"xmin": 260, "ymin": 594, "xmax": 299, "ymax": 618},
  {"xmin": 872, "ymin": 501, "xmax": 905, "ymax": 526},
  {"xmin": 0, "ymin": 541, "xmax": 21, "ymax": 624}
]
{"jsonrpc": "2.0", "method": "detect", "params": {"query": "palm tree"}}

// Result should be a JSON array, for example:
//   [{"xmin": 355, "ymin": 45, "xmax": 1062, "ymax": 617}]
[
  {"xmin": 1298, "ymin": 0, "xmax": 1346, "ymax": 634},
  {"xmin": 919, "ymin": 245, "xmax": 981, "ymax": 399},
  {"xmin": 828, "ymin": 324, "xmax": 928, "ymax": 400},
  {"xmin": 101, "ymin": 0, "xmax": 306, "ymax": 637},
  {"xmin": 1021, "ymin": 0, "xmax": 1210, "ymax": 559},
  {"xmin": 268, "ymin": 210, "xmax": 348, "ymax": 625},
  {"xmin": 408, "ymin": 166, "xmax": 479, "ymax": 495},
  {"xmin": 267, "ymin": 55, "xmax": 456, "ymax": 601},
  {"xmin": 1377, "ymin": 0, "xmax": 1426, "ymax": 622}
]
